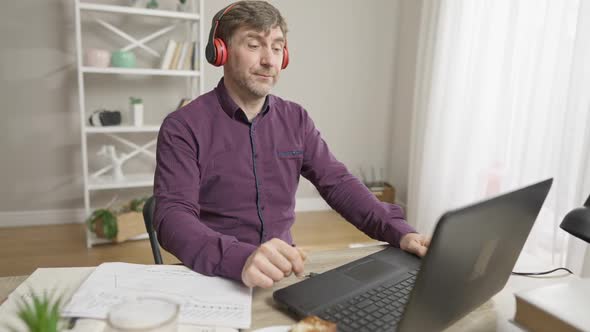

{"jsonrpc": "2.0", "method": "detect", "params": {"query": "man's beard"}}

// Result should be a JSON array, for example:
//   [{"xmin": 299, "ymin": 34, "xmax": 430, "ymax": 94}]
[{"xmin": 235, "ymin": 70, "xmax": 276, "ymax": 98}]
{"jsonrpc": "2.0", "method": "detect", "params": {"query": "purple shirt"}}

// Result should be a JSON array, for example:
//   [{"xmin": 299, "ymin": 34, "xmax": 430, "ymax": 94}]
[{"xmin": 154, "ymin": 78, "xmax": 416, "ymax": 282}]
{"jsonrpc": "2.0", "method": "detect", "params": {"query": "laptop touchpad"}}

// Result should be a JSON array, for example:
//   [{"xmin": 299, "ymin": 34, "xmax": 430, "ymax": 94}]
[{"xmin": 343, "ymin": 259, "xmax": 402, "ymax": 282}]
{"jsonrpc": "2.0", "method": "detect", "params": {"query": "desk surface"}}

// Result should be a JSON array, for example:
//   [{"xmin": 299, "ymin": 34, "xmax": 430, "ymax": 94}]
[{"xmin": 0, "ymin": 246, "xmax": 574, "ymax": 331}]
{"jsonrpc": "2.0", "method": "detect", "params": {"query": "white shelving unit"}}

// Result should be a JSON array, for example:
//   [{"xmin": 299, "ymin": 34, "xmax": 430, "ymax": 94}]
[
  {"xmin": 81, "ymin": 66, "xmax": 201, "ymax": 77},
  {"xmin": 74, "ymin": 0, "xmax": 205, "ymax": 247}
]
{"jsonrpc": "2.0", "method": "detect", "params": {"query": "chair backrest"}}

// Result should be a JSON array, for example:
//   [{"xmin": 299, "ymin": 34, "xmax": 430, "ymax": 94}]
[{"xmin": 142, "ymin": 196, "xmax": 163, "ymax": 264}]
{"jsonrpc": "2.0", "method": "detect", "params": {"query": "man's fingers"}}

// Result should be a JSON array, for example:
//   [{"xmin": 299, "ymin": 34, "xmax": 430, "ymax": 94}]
[
  {"xmin": 416, "ymin": 245, "xmax": 428, "ymax": 257},
  {"xmin": 243, "ymin": 239, "xmax": 308, "ymax": 289},
  {"xmin": 259, "ymin": 242, "xmax": 293, "ymax": 276},
  {"xmin": 244, "ymin": 266, "xmax": 274, "ymax": 288},
  {"xmin": 296, "ymin": 247, "xmax": 308, "ymax": 262},
  {"xmin": 274, "ymin": 241, "xmax": 306, "ymax": 276},
  {"xmin": 406, "ymin": 239, "xmax": 419, "ymax": 253},
  {"xmin": 254, "ymin": 255, "xmax": 287, "ymax": 282},
  {"xmin": 423, "ymin": 236, "xmax": 432, "ymax": 247},
  {"xmin": 408, "ymin": 239, "xmax": 428, "ymax": 257}
]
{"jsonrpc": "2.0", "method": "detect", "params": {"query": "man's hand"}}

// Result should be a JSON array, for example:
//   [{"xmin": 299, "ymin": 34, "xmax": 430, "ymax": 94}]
[
  {"xmin": 400, "ymin": 233, "xmax": 431, "ymax": 257},
  {"xmin": 241, "ymin": 238, "xmax": 307, "ymax": 288}
]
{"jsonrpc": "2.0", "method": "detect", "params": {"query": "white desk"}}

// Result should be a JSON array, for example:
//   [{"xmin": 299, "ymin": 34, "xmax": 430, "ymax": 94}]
[{"xmin": 0, "ymin": 246, "xmax": 575, "ymax": 331}]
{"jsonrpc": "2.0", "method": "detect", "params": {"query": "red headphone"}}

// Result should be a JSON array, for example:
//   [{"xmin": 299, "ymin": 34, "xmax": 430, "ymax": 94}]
[{"xmin": 205, "ymin": 3, "xmax": 289, "ymax": 69}]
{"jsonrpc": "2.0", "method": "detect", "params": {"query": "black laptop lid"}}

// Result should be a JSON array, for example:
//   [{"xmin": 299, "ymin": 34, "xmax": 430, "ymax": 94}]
[{"xmin": 397, "ymin": 178, "xmax": 553, "ymax": 331}]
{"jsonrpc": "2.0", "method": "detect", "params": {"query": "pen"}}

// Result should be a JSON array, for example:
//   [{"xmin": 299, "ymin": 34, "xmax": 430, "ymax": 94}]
[{"xmin": 67, "ymin": 317, "xmax": 78, "ymax": 330}]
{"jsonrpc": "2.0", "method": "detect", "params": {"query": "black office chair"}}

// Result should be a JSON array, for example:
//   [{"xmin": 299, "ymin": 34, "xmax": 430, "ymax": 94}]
[{"xmin": 143, "ymin": 196, "xmax": 163, "ymax": 264}]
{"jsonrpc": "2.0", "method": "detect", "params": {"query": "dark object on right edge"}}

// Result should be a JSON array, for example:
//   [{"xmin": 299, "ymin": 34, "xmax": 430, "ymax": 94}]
[{"xmin": 560, "ymin": 193, "xmax": 590, "ymax": 243}]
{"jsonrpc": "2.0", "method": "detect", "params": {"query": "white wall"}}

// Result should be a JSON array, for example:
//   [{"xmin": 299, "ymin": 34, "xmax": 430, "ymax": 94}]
[
  {"xmin": 388, "ymin": 0, "xmax": 423, "ymax": 206},
  {"xmin": 0, "ymin": 0, "xmax": 422, "ymax": 224}
]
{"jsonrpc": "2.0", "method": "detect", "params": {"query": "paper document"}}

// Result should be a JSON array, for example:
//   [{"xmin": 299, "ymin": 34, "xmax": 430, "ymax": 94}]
[{"xmin": 61, "ymin": 263, "xmax": 251, "ymax": 329}]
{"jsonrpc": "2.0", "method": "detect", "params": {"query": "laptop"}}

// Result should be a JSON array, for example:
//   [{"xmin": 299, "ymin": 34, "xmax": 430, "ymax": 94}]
[{"xmin": 273, "ymin": 178, "xmax": 553, "ymax": 332}]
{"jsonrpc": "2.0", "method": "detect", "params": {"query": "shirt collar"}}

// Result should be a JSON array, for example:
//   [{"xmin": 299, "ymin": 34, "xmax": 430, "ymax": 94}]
[{"xmin": 215, "ymin": 78, "xmax": 273, "ymax": 120}]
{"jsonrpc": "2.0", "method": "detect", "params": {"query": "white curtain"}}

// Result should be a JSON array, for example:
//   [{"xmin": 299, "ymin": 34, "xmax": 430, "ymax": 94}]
[{"xmin": 408, "ymin": 0, "xmax": 590, "ymax": 275}]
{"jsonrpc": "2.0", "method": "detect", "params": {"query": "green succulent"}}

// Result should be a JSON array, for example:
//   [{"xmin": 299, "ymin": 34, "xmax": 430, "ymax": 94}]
[
  {"xmin": 129, "ymin": 96, "xmax": 143, "ymax": 105},
  {"xmin": 129, "ymin": 196, "xmax": 148, "ymax": 212},
  {"xmin": 8, "ymin": 291, "xmax": 63, "ymax": 332},
  {"xmin": 87, "ymin": 208, "xmax": 118, "ymax": 240},
  {"xmin": 146, "ymin": 0, "xmax": 158, "ymax": 9}
]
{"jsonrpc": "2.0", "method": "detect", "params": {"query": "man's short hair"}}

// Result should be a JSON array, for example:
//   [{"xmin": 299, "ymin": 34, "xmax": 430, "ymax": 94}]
[{"xmin": 217, "ymin": 1, "xmax": 288, "ymax": 45}]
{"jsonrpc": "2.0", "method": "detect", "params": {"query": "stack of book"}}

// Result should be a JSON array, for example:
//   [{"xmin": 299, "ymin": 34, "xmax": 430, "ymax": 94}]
[{"xmin": 160, "ymin": 39, "xmax": 199, "ymax": 71}]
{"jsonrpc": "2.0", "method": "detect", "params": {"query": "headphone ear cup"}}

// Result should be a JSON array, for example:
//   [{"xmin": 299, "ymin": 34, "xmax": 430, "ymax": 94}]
[
  {"xmin": 281, "ymin": 46, "xmax": 289, "ymax": 69},
  {"xmin": 205, "ymin": 41, "xmax": 215, "ymax": 65},
  {"xmin": 213, "ymin": 38, "xmax": 227, "ymax": 66}
]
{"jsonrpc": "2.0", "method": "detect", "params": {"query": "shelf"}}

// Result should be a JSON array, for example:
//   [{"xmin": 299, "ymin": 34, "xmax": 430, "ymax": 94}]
[
  {"xmin": 76, "ymin": 0, "xmax": 204, "ymax": 247},
  {"xmin": 82, "ymin": 66, "xmax": 200, "ymax": 77},
  {"xmin": 87, "ymin": 229, "xmax": 149, "ymax": 247},
  {"xmin": 86, "ymin": 126, "xmax": 160, "ymax": 133},
  {"xmin": 79, "ymin": 2, "xmax": 200, "ymax": 21},
  {"xmin": 88, "ymin": 173, "xmax": 154, "ymax": 190}
]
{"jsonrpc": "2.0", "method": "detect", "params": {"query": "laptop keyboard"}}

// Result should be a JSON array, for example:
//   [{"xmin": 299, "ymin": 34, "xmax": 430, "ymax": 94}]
[{"xmin": 317, "ymin": 269, "xmax": 419, "ymax": 332}]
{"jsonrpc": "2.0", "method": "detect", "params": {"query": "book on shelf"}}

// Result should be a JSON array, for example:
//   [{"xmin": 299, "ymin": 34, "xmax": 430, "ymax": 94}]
[
  {"xmin": 160, "ymin": 39, "xmax": 199, "ymax": 70},
  {"xmin": 169, "ymin": 40, "xmax": 183, "ymax": 70},
  {"xmin": 184, "ymin": 41, "xmax": 194, "ymax": 71},
  {"xmin": 513, "ymin": 278, "xmax": 590, "ymax": 332},
  {"xmin": 191, "ymin": 41, "xmax": 199, "ymax": 71},
  {"xmin": 176, "ymin": 41, "xmax": 189, "ymax": 70},
  {"xmin": 160, "ymin": 39, "xmax": 198, "ymax": 71},
  {"xmin": 160, "ymin": 39, "xmax": 177, "ymax": 70}
]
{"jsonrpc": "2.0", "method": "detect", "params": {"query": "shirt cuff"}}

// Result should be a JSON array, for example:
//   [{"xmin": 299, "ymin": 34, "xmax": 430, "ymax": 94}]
[
  {"xmin": 215, "ymin": 241, "xmax": 258, "ymax": 283},
  {"xmin": 388, "ymin": 221, "xmax": 417, "ymax": 247},
  {"xmin": 383, "ymin": 203, "xmax": 417, "ymax": 247}
]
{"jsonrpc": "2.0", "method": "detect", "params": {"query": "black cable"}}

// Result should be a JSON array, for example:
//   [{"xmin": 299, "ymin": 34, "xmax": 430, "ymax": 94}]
[{"xmin": 511, "ymin": 267, "xmax": 573, "ymax": 276}]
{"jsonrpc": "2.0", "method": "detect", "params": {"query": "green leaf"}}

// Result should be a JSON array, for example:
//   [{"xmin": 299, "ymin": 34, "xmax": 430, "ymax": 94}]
[
  {"xmin": 102, "ymin": 211, "xmax": 118, "ymax": 239},
  {"xmin": 129, "ymin": 196, "xmax": 148, "ymax": 212},
  {"xmin": 13, "ymin": 290, "xmax": 62, "ymax": 332}
]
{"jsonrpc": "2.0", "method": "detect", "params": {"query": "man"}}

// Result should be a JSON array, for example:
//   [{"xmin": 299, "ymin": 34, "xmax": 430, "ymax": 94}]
[{"xmin": 154, "ymin": 0, "xmax": 429, "ymax": 289}]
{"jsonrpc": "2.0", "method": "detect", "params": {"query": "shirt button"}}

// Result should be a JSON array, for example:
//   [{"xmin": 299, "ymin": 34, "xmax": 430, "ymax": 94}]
[
  {"xmin": 254, "ymin": 154, "xmax": 258, "ymax": 159},
  {"xmin": 261, "ymin": 206, "xmax": 266, "ymax": 210}
]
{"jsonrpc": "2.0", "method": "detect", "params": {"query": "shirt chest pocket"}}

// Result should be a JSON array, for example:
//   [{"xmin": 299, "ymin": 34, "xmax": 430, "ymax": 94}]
[
  {"xmin": 274, "ymin": 146, "xmax": 304, "ymax": 176},
  {"xmin": 277, "ymin": 149, "xmax": 304, "ymax": 159}
]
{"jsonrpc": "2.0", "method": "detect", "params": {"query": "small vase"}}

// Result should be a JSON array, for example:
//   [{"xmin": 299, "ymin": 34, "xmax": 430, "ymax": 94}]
[
  {"xmin": 85, "ymin": 48, "xmax": 110, "ymax": 67},
  {"xmin": 177, "ymin": 2, "xmax": 187, "ymax": 12},
  {"xmin": 111, "ymin": 50, "xmax": 136, "ymax": 68},
  {"xmin": 132, "ymin": 103, "xmax": 144, "ymax": 127}
]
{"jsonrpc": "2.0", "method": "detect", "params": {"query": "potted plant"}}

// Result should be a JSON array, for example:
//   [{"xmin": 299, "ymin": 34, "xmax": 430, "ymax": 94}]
[
  {"xmin": 87, "ymin": 208, "xmax": 118, "ymax": 240},
  {"xmin": 87, "ymin": 197, "xmax": 148, "ymax": 243},
  {"xmin": 6, "ymin": 291, "xmax": 63, "ymax": 332}
]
